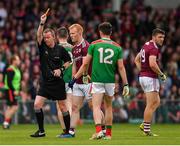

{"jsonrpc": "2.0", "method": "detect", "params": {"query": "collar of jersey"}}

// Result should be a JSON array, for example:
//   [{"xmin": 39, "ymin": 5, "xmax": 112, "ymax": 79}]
[
  {"xmin": 150, "ymin": 40, "xmax": 159, "ymax": 49},
  {"xmin": 59, "ymin": 42, "xmax": 68, "ymax": 45},
  {"xmin": 76, "ymin": 39, "xmax": 84, "ymax": 46},
  {"xmin": 101, "ymin": 38, "xmax": 111, "ymax": 41}
]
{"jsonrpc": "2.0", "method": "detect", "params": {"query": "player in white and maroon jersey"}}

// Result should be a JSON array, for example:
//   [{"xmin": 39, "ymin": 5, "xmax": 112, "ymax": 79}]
[
  {"xmin": 135, "ymin": 28, "xmax": 167, "ymax": 136},
  {"xmin": 66, "ymin": 24, "xmax": 105, "ymax": 138}
]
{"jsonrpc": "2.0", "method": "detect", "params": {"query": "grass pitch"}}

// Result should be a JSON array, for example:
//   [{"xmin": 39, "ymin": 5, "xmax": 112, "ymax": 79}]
[{"xmin": 0, "ymin": 123, "xmax": 180, "ymax": 145}]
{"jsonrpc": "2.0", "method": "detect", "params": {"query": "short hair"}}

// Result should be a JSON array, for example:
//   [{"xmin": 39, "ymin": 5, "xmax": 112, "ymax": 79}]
[
  {"xmin": 10, "ymin": 55, "xmax": 19, "ymax": 64},
  {"xmin": 152, "ymin": 28, "xmax": 165, "ymax": 36},
  {"xmin": 43, "ymin": 28, "xmax": 55, "ymax": 38},
  {"xmin": 56, "ymin": 27, "xmax": 68, "ymax": 38},
  {"xmin": 69, "ymin": 23, "xmax": 83, "ymax": 33},
  {"xmin": 98, "ymin": 22, "xmax": 112, "ymax": 35}
]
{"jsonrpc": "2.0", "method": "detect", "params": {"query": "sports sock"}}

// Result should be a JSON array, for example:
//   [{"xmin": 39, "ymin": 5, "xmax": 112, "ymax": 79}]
[
  {"xmin": 106, "ymin": 125, "xmax": 112, "ymax": 136},
  {"xmin": 35, "ymin": 109, "xmax": 44, "ymax": 132},
  {"xmin": 62, "ymin": 111, "xmax": 70, "ymax": 133},
  {"xmin": 144, "ymin": 122, "xmax": 151, "ymax": 133},
  {"xmin": 102, "ymin": 125, "xmax": 105, "ymax": 131},
  {"xmin": 95, "ymin": 124, "xmax": 102, "ymax": 133},
  {"xmin": 63, "ymin": 129, "xmax": 66, "ymax": 133},
  {"xmin": 5, "ymin": 118, "xmax": 11, "ymax": 124}
]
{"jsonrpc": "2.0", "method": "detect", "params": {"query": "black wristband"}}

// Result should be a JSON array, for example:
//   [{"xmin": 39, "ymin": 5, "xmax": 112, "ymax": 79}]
[
  {"xmin": 72, "ymin": 77, "xmax": 77, "ymax": 80},
  {"xmin": 123, "ymin": 84, "xmax": 129, "ymax": 87}
]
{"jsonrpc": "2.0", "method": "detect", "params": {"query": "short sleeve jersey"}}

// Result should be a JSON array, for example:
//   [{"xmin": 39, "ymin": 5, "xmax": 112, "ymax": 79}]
[
  {"xmin": 88, "ymin": 38, "xmax": 123, "ymax": 83},
  {"xmin": 72, "ymin": 39, "xmax": 91, "ymax": 84},
  {"xmin": 139, "ymin": 40, "xmax": 159, "ymax": 78},
  {"xmin": 58, "ymin": 42, "xmax": 73, "ymax": 83},
  {"xmin": 38, "ymin": 40, "xmax": 71, "ymax": 81}
]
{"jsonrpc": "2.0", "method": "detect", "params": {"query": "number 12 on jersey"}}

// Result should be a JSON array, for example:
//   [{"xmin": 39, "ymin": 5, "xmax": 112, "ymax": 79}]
[{"xmin": 98, "ymin": 47, "xmax": 114, "ymax": 64}]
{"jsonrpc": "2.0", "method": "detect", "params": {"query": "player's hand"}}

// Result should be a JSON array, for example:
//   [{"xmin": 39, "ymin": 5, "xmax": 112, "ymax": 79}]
[
  {"xmin": 159, "ymin": 73, "xmax": 167, "ymax": 81},
  {"xmin": 53, "ymin": 69, "xmax": 61, "ymax": 77},
  {"xmin": 14, "ymin": 91, "xmax": 19, "ymax": 96},
  {"xmin": 68, "ymin": 77, "xmax": 77, "ymax": 89},
  {"xmin": 122, "ymin": 84, "xmax": 129, "ymax": 98},
  {"xmin": 82, "ymin": 74, "xmax": 91, "ymax": 84}
]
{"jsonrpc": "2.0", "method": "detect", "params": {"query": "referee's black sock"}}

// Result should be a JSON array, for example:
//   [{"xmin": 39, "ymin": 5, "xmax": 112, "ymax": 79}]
[
  {"xmin": 35, "ymin": 109, "xmax": 44, "ymax": 132},
  {"xmin": 62, "ymin": 111, "xmax": 70, "ymax": 133}
]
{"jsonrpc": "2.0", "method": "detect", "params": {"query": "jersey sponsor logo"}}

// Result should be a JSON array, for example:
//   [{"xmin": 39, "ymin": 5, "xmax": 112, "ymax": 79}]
[
  {"xmin": 54, "ymin": 56, "xmax": 60, "ymax": 59},
  {"xmin": 73, "ymin": 56, "xmax": 83, "ymax": 62}
]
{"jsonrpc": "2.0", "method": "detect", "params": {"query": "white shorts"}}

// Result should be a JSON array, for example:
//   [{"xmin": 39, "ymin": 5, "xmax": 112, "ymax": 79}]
[
  {"xmin": 73, "ymin": 83, "xmax": 92, "ymax": 100},
  {"xmin": 91, "ymin": 82, "xmax": 115, "ymax": 97},
  {"xmin": 65, "ymin": 83, "xmax": 72, "ymax": 94},
  {"xmin": 139, "ymin": 77, "xmax": 160, "ymax": 93}
]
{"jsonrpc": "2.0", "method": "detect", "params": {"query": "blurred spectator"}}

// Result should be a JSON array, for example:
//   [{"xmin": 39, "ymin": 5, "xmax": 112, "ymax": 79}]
[{"xmin": 0, "ymin": 0, "xmax": 179, "ymax": 124}]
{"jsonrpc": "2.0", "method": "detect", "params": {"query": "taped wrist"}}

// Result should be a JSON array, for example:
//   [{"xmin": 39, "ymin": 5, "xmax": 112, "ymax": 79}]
[{"xmin": 60, "ymin": 66, "xmax": 65, "ymax": 73}]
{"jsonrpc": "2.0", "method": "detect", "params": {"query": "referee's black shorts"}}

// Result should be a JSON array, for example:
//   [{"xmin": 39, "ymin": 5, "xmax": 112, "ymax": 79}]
[{"xmin": 37, "ymin": 78, "xmax": 66, "ymax": 101}]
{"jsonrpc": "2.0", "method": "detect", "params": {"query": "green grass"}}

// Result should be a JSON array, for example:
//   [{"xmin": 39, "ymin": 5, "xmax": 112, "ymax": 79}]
[{"xmin": 0, "ymin": 123, "xmax": 180, "ymax": 145}]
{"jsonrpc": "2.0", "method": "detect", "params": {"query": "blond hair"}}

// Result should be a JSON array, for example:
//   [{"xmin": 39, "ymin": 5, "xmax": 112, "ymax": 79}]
[{"xmin": 69, "ymin": 24, "xmax": 84, "ymax": 34}]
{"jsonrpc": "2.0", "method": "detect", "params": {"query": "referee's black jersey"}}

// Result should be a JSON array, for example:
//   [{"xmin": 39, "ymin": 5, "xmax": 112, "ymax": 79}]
[{"xmin": 38, "ymin": 40, "xmax": 71, "ymax": 81}]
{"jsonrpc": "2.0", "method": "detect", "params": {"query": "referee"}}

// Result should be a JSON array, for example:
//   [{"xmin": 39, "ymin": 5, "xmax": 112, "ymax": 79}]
[{"xmin": 30, "ymin": 10, "xmax": 71, "ymax": 138}]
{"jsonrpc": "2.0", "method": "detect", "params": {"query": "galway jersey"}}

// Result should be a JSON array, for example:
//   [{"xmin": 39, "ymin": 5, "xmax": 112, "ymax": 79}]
[
  {"xmin": 58, "ymin": 42, "xmax": 73, "ymax": 83},
  {"xmin": 139, "ymin": 40, "xmax": 160, "ymax": 78},
  {"xmin": 88, "ymin": 38, "xmax": 123, "ymax": 83},
  {"xmin": 72, "ymin": 39, "xmax": 90, "ymax": 84}
]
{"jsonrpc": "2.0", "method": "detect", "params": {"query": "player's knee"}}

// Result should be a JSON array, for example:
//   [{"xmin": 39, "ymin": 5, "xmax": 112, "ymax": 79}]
[
  {"xmin": 34, "ymin": 102, "xmax": 43, "ymax": 110},
  {"xmin": 155, "ymin": 98, "xmax": 160, "ymax": 107},
  {"xmin": 72, "ymin": 104, "xmax": 79, "ymax": 112}
]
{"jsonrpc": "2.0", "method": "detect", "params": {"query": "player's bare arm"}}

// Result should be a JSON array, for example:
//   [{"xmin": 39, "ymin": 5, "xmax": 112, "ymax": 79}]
[
  {"xmin": 134, "ymin": 53, "xmax": 141, "ymax": 71},
  {"xmin": 74, "ymin": 54, "xmax": 92, "ymax": 79},
  {"xmin": 117, "ymin": 59, "xmax": 129, "ymax": 97},
  {"xmin": 37, "ymin": 8, "xmax": 50, "ymax": 44},
  {"xmin": 117, "ymin": 59, "xmax": 128, "ymax": 85},
  {"xmin": 149, "ymin": 55, "xmax": 166, "ymax": 81},
  {"xmin": 72, "ymin": 61, "xmax": 77, "ymax": 77}
]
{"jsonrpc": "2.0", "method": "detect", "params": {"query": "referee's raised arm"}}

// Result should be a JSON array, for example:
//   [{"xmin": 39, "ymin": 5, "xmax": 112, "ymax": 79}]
[{"xmin": 37, "ymin": 9, "xmax": 50, "ymax": 45}]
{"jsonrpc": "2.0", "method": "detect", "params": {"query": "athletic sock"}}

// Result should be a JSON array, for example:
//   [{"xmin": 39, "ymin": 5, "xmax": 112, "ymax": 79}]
[
  {"xmin": 62, "ymin": 111, "xmax": 70, "ymax": 133},
  {"xmin": 102, "ymin": 125, "xmax": 105, "ymax": 131},
  {"xmin": 35, "ymin": 109, "xmax": 44, "ymax": 132},
  {"xmin": 63, "ymin": 129, "xmax": 66, "ymax": 133},
  {"xmin": 144, "ymin": 122, "xmax": 151, "ymax": 133},
  {"xmin": 106, "ymin": 125, "xmax": 112, "ymax": 136},
  {"xmin": 95, "ymin": 124, "xmax": 102, "ymax": 133},
  {"xmin": 5, "ymin": 118, "xmax": 11, "ymax": 124}
]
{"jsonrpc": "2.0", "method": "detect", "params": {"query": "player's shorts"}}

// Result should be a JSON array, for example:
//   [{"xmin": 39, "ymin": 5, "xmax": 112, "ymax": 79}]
[
  {"xmin": 91, "ymin": 82, "xmax": 115, "ymax": 97},
  {"xmin": 65, "ymin": 83, "xmax": 72, "ymax": 94},
  {"xmin": 72, "ymin": 83, "xmax": 92, "ymax": 101},
  {"xmin": 4, "ymin": 89, "xmax": 17, "ymax": 106},
  {"xmin": 37, "ymin": 79, "xmax": 66, "ymax": 101},
  {"xmin": 139, "ymin": 76, "xmax": 160, "ymax": 93}
]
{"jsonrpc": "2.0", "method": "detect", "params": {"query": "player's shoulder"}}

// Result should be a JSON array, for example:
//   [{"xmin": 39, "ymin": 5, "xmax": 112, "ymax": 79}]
[
  {"xmin": 144, "ymin": 40, "xmax": 158, "ymax": 50},
  {"xmin": 91, "ymin": 39, "xmax": 104, "ymax": 45},
  {"xmin": 6, "ymin": 66, "xmax": 14, "ymax": 72},
  {"xmin": 82, "ymin": 39, "xmax": 89, "ymax": 48},
  {"xmin": 111, "ymin": 41, "xmax": 121, "ymax": 48}
]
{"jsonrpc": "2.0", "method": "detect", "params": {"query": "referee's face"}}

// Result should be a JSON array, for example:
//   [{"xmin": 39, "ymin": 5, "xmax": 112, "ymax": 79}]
[{"xmin": 43, "ymin": 32, "xmax": 55, "ymax": 47}]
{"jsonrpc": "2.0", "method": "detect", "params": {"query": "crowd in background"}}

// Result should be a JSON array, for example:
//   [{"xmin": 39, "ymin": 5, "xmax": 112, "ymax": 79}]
[{"xmin": 0, "ymin": 0, "xmax": 179, "ymax": 124}]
